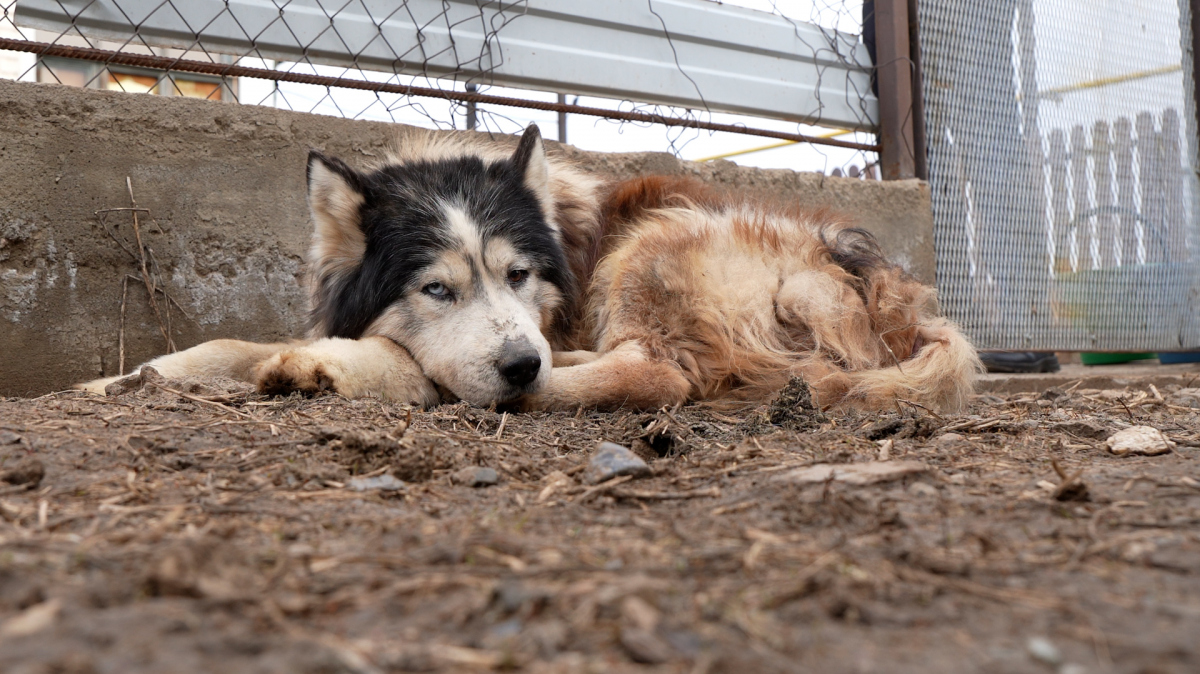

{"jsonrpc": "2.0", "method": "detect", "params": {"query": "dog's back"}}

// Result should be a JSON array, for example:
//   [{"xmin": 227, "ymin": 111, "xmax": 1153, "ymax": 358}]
[{"xmin": 541, "ymin": 174, "xmax": 979, "ymax": 410}]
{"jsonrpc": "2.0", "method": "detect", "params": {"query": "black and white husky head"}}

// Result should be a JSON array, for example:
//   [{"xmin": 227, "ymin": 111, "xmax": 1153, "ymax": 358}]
[{"xmin": 304, "ymin": 125, "xmax": 571, "ymax": 405}]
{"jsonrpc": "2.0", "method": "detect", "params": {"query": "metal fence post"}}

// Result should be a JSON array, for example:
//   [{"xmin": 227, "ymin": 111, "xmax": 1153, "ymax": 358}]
[
  {"xmin": 874, "ymin": 0, "xmax": 916, "ymax": 179},
  {"xmin": 465, "ymin": 83, "xmax": 478, "ymax": 130},
  {"xmin": 907, "ymin": 0, "xmax": 928, "ymax": 180},
  {"xmin": 557, "ymin": 93, "xmax": 567, "ymax": 143}
]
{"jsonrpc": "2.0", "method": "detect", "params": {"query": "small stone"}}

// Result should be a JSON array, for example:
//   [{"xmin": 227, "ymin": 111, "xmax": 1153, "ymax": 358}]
[
  {"xmin": 1026, "ymin": 636, "xmax": 1062, "ymax": 666},
  {"xmin": 451, "ymin": 466, "xmax": 499, "ymax": 487},
  {"xmin": 619, "ymin": 626, "xmax": 674, "ymax": 664},
  {"xmin": 1105, "ymin": 426, "xmax": 1176, "ymax": 456},
  {"xmin": 347, "ymin": 474, "xmax": 406, "ymax": 492},
  {"xmin": 582, "ymin": 442, "xmax": 651, "ymax": 485},
  {"xmin": 0, "ymin": 430, "xmax": 22, "ymax": 445},
  {"xmin": 0, "ymin": 458, "xmax": 44, "ymax": 488},
  {"xmin": 934, "ymin": 432, "xmax": 967, "ymax": 447}
]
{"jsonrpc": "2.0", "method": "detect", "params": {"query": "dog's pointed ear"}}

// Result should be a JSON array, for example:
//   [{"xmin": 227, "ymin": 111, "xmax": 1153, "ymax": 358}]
[
  {"xmin": 511, "ymin": 124, "xmax": 553, "ymax": 215},
  {"xmin": 307, "ymin": 150, "xmax": 368, "ymax": 274}
]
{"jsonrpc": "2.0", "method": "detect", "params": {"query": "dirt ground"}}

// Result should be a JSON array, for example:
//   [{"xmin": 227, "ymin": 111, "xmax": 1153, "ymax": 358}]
[{"xmin": 0, "ymin": 371, "xmax": 1197, "ymax": 674}]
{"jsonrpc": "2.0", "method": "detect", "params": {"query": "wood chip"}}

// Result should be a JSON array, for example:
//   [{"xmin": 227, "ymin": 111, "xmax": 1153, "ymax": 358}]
[{"xmin": 776, "ymin": 461, "xmax": 928, "ymax": 486}]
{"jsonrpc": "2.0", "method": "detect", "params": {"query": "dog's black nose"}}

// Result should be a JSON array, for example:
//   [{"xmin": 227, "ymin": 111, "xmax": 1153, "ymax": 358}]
[{"xmin": 498, "ymin": 343, "xmax": 541, "ymax": 388}]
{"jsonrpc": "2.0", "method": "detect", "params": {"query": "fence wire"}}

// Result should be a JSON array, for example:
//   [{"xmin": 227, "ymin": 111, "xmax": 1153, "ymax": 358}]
[
  {"xmin": 920, "ymin": 0, "xmax": 1200, "ymax": 352},
  {"xmin": 0, "ymin": 0, "xmax": 882, "ymax": 174}
]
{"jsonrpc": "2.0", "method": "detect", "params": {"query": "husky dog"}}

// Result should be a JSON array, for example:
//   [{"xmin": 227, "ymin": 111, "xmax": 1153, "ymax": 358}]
[{"xmin": 79, "ymin": 125, "xmax": 979, "ymax": 411}]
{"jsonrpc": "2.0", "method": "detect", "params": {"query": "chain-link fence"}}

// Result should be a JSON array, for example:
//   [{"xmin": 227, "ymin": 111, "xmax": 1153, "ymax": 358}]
[
  {"xmin": 0, "ymin": 0, "xmax": 886, "ymax": 174},
  {"xmin": 920, "ymin": 0, "xmax": 1200, "ymax": 352}
]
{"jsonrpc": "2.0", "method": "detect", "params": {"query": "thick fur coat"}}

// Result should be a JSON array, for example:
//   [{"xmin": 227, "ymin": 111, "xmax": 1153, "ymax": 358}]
[{"xmin": 80, "ymin": 125, "xmax": 979, "ymax": 412}]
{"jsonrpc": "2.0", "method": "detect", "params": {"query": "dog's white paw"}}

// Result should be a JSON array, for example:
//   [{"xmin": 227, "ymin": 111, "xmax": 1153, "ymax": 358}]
[
  {"xmin": 254, "ymin": 338, "xmax": 438, "ymax": 406},
  {"xmin": 255, "ymin": 349, "xmax": 339, "ymax": 397}
]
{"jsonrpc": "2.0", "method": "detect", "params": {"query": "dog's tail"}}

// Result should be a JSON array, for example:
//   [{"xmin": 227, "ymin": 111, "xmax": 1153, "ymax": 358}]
[{"xmin": 804, "ymin": 317, "xmax": 981, "ymax": 412}]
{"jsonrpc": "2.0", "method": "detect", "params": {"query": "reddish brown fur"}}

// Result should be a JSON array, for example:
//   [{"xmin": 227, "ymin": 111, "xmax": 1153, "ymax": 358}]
[{"xmin": 526, "ymin": 175, "xmax": 980, "ymax": 412}]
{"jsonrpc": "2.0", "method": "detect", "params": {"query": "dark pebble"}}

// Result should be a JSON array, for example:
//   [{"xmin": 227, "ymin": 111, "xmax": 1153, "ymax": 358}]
[{"xmin": 582, "ymin": 442, "xmax": 651, "ymax": 485}]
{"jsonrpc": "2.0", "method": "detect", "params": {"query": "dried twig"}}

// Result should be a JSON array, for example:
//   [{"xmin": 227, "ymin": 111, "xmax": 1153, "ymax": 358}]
[
  {"xmin": 126, "ymin": 178, "xmax": 174, "ymax": 353},
  {"xmin": 896, "ymin": 398, "xmax": 944, "ymax": 420},
  {"xmin": 99, "ymin": 180, "xmax": 193, "ymax": 363},
  {"xmin": 574, "ymin": 474, "xmax": 634, "ymax": 502},
  {"xmin": 118, "ymin": 276, "xmax": 129, "ymax": 376},
  {"xmin": 494, "ymin": 412, "xmax": 508, "ymax": 440},
  {"xmin": 1116, "ymin": 396, "xmax": 1136, "ymax": 423},
  {"xmin": 153, "ymin": 384, "xmax": 256, "ymax": 420},
  {"xmin": 1050, "ymin": 458, "xmax": 1089, "ymax": 501}
]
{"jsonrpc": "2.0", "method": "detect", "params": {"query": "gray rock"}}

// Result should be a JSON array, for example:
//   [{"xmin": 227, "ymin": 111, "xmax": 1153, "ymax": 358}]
[
  {"xmin": 451, "ymin": 466, "xmax": 499, "ymax": 487},
  {"xmin": 0, "ymin": 430, "xmax": 22, "ymax": 445},
  {"xmin": 582, "ymin": 442, "xmax": 651, "ymax": 485},
  {"xmin": 347, "ymin": 474, "xmax": 406, "ymax": 492}
]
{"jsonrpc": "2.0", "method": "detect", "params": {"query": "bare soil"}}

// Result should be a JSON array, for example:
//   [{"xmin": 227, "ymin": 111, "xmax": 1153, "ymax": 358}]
[{"xmin": 0, "ymin": 374, "xmax": 1198, "ymax": 674}]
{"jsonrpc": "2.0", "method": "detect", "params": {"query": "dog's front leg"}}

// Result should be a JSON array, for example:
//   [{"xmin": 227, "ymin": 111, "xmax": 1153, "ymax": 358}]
[
  {"xmin": 256, "ymin": 336, "xmax": 439, "ymax": 406},
  {"xmin": 521, "ymin": 341, "xmax": 691, "ymax": 411},
  {"xmin": 76, "ymin": 339, "xmax": 295, "ymax": 394}
]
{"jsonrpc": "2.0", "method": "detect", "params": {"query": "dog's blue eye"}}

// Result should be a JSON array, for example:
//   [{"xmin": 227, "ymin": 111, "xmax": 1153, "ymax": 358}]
[{"xmin": 423, "ymin": 282, "xmax": 450, "ymax": 298}]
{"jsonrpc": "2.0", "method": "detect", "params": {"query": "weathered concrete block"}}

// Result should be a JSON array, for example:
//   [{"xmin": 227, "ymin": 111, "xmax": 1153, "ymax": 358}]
[{"xmin": 0, "ymin": 78, "xmax": 933, "ymax": 395}]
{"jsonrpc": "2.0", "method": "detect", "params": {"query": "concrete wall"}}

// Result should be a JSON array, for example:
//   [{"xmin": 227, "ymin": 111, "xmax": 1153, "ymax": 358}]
[{"xmin": 0, "ymin": 78, "xmax": 935, "ymax": 396}]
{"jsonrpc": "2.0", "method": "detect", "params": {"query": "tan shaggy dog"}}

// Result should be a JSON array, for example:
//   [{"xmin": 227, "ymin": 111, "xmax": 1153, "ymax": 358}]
[{"xmin": 79, "ymin": 125, "xmax": 979, "ymax": 412}]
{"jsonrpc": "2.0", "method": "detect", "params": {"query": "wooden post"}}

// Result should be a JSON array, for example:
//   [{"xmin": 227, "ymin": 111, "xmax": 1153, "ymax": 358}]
[{"xmin": 874, "ymin": 0, "xmax": 916, "ymax": 180}]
